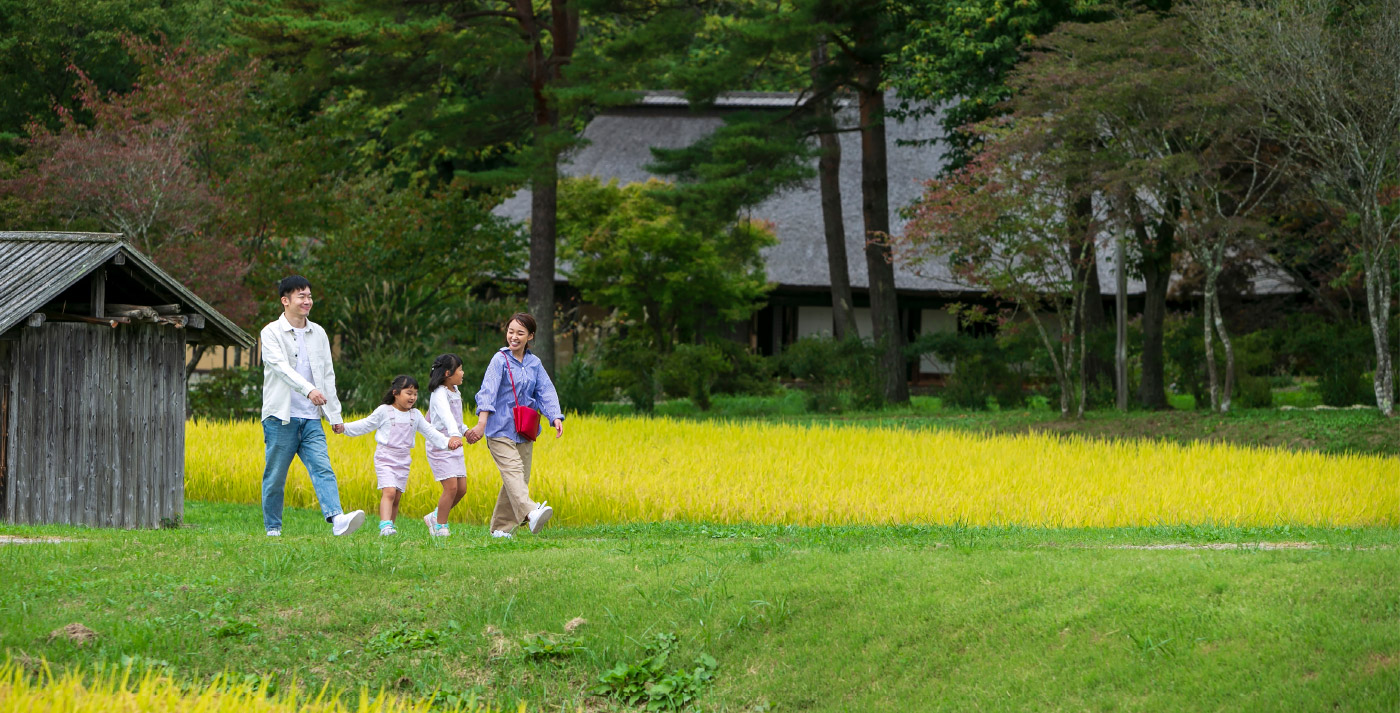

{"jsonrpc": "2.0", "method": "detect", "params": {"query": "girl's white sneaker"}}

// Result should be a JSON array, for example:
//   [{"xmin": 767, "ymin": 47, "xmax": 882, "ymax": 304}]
[
  {"xmin": 430, "ymin": 525, "xmax": 451, "ymax": 537},
  {"xmin": 380, "ymin": 525, "xmax": 397, "ymax": 536}
]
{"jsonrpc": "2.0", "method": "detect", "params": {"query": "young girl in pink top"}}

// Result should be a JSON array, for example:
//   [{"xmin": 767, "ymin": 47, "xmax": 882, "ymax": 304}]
[{"xmin": 342, "ymin": 375, "xmax": 462, "ymax": 535}]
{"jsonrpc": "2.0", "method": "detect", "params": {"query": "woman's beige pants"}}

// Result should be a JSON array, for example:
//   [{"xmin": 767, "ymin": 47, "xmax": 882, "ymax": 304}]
[{"xmin": 486, "ymin": 437, "xmax": 537, "ymax": 533}]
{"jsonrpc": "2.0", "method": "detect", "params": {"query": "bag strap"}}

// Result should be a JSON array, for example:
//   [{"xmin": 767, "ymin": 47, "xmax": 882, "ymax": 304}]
[{"xmin": 503, "ymin": 353, "xmax": 520, "ymax": 407}]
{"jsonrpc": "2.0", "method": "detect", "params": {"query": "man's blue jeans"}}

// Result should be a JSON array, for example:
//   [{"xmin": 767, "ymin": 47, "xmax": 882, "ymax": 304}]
[{"xmin": 262, "ymin": 417, "xmax": 343, "ymax": 530}]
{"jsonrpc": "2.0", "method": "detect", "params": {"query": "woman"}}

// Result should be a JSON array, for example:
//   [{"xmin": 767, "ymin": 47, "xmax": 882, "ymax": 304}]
[{"xmin": 465, "ymin": 312, "xmax": 565, "ymax": 538}]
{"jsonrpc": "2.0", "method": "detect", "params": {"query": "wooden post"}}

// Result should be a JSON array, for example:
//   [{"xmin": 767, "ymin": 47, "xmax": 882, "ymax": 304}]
[{"xmin": 91, "ymin": 268, "xmax": 106, "ymax": 318}]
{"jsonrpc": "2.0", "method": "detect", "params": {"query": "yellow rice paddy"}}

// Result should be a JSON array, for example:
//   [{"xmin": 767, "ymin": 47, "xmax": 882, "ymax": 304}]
[
  {"xmin": 0, "ymin": 660, "xmax": 517, "ymax": 713},
  {"xmin": 184, "ymin": 416, "xmax": 1397, "ymax": 528}
]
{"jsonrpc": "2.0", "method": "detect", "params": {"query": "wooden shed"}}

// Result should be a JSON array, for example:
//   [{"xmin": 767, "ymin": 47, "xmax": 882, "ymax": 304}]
[{"xmin": 0, "ymin": 232, "xmax": 254, "ymax": 528}]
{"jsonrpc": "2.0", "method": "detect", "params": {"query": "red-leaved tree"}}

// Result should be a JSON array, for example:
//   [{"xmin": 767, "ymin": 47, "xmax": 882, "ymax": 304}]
[{"xmin": 5, "ymin": 36, "xmax": 258, "ymax": 327}]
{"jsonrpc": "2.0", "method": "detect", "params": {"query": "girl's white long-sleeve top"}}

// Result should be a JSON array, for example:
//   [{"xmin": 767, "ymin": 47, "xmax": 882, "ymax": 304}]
[
  {"xmin": 427, "ymin": 387, "xmax": 469, "ymax": 437},
  {"xmin": 342, "ymin": 405, "xmax": 451, "ymax": 450}
]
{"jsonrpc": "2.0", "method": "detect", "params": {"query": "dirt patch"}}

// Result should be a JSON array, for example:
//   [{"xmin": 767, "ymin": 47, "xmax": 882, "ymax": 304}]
[
  {"xmin": 563, "ymin": 617, "xmax": 587, "ymax": 633},
  {"xmin": 0, "ymin": 535, "xmax": 72, "ymax": 545},
  {"xmin": 1365, "ymin": 652, "xmax": 1399, "ymax": 676},
  {"xmin": 49, "ymin": 623, "xmax": 97, "ymax": 646},
  {"xmin": 1113, "ymin": 542, "xmax": 1320, "ymax": 551}
]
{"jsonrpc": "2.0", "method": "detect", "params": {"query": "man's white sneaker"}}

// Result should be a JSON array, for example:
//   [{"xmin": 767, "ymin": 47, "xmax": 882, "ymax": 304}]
[
  {"xmin": 423, "ymin": 511, "xmax": 438, "ymax": 535},
  {"xmin": 331, "ymin": 510, "xmax": 365, "ymax": 536},
  {"xmin": 490, "ymin": 529, "xmax": 514, "ymax": 539},
  {"xmin": 266, "ymin": 529, "xmax": 281, "ymax": 537},
  {"xmin": 526, "ymin": 502, "xmax": 553, "ymax": 534}
]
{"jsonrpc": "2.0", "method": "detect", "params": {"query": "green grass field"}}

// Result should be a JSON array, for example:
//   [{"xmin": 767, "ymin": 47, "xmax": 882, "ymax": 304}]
[{"xmin": 3, "ymin": 501, "xmax": 1397, "ymax": 712}]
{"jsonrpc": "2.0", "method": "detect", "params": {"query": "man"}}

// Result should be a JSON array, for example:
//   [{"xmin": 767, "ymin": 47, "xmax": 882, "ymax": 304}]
[{"xmin": 259, "ymin": 275, "xmax": 365, "ymax": 537}]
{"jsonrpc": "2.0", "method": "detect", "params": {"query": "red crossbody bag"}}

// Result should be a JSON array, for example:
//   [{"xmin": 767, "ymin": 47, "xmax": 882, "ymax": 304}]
[{"xmin": 503, "ymin": 355, "xmax": 541, "ymax": 441}]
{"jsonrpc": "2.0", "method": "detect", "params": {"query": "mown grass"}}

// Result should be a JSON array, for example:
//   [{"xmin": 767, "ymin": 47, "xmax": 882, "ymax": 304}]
[{"xmin": 3, "ymin": 501, "xmax": 1397, "ymax": 712}]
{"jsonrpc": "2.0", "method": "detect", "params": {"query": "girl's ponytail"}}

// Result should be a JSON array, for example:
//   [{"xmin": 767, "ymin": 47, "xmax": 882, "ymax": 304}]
[
  {"xmin": 428, "ymin": 353, "xmax": 463, "ymax": 393},
  {"xmin": 381, "ymin": 374, "xmax": 419, "ymax": 405}
]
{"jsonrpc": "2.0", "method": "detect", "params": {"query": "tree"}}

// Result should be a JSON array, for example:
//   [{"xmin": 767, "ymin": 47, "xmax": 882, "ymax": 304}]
[
  {"xmin": 1004, "ymin": 12, "xmax": 1219, "ymax": 411},
  {"xmin": 902, "ymin": 119, "xmax": 1097, "ymax": 418},
  {"xmin": 4, "ymin": 37, "xmax": 259, "ymax": 328},
  {"xmin": 234, "ymin": 0, "xmax": 673, "ymax": 373},
  {"xmin": 557, "ymin": 177, "xmax": 776, "ymax": 350},
  {"xmin": 1185, "ymin": 0, "xmax": 1400, "ymax": 416},
  {"xmin": 0, "ymin": 0, "xmax": 228, "ymax": 151}
]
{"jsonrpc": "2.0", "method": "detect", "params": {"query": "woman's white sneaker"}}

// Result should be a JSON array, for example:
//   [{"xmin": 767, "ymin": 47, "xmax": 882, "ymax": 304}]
[
  {"xmin": 490, "ymin": 529, "xmax": 514, "ymax": 539},
  {"xmin": 526, "ymin": 502, "xmax": 553, "ymax": 534},
  {"xmin": 331, "ymin": 510, "xmax": 366, "ymax": 536}
]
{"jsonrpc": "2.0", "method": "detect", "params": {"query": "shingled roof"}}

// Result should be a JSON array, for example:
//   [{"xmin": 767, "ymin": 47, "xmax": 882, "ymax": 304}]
[{"xmin": 0, "ymin": 232, "xmax": 254, "ymax": 347}]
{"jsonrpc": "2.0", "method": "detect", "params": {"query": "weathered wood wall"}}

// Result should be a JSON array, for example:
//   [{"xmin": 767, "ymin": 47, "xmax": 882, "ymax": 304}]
[
  {"xmin": 4, "ymin": 322, "xmax": 185, "ymax": 528},
  {"xmin": 0, "ymin": 340, "xmax": 10, "ymax": 521}
]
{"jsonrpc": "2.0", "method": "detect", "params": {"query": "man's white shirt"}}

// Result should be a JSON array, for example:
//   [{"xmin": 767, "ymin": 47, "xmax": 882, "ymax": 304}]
[{"xmin": 261, "ymin": 314, "xmax": 344, "ymax": 425}]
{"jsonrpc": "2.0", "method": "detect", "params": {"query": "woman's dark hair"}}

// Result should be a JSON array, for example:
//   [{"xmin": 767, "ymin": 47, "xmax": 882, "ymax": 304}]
[
  {"xmin": 381, "ymin": 374, "xmax": 420, "ymax": 405},
  {"xmin": 278, "ymin": 275, "xmax": 312, "ymax": 298},
  {"xmin": 427, "ymin": 353, "xmax": 463, "ymax": 393},
  {"xmin": 507, "ymin": 312, "xmax": 537, "ymax": 339}
]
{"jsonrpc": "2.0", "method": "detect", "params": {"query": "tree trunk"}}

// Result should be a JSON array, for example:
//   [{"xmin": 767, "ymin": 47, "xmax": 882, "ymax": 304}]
[
  {"xmin": 855, "ymin": 73, "xmax": 908, "ymax": 404},
  {"xmin": 528, "ymin": 151, "xmax": 558, "ymax": 371},
  {"xmin": 1115, "ymin": 233, "xmax": 1128, "ymax": 410},
  {"xmin": 1133, "ymin": 203, "xmax": 1175, "ymax": 411},
  {"xmin": 1364, "ymin": 251, "xmax": 1395, "ymax": 416},
  {"xmin": 1212, "ymin": 288, "xmax": 1235, "ymax": 413},
  {"xmin": 1069, "ymin": 190, "xmax": 1110, "ymax": 391},
  {"xmin": 1202, "ymin": 286, "xmax": 1219, "ymax": 412},
  {"xmin": 517, "ymin": 0, "xmax": 578, "ymax": 373},
  {"xmin": 812, "ymin": 39, "xmax": 857, "ymax": 341},
  {"xmin": 185, "ymin": 344, "xmax": 207, "ymax": 383}
]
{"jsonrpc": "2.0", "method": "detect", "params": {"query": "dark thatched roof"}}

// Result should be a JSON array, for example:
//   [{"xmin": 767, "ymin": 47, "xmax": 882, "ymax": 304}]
[
  {"xmin": 495, "ymin": 91, "xmax": 976, "ymax": 294},
  {"xmin": 495, "ymin": 91, "xmax": 1295, "ymax": 299}
]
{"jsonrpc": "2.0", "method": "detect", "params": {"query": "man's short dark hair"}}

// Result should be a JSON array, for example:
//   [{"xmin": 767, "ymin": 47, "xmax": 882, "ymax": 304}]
[{"xmin": 278, "ymin": 275, "xmax": 312, "ymax": 298}]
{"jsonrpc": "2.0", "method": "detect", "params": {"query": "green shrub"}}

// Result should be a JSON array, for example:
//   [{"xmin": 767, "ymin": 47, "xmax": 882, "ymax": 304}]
[
  {"xmin": 188, "ymin": 367, "xmax": 261, "ymax": 420},
  {"xmin": 908, "ymin": 331, "xmax": 1027, "ymax": 411},
  {"xmin": 1235, "ymin": 375, "xmax": 1273, "ymax": 408},
  {"xmin": 779, "ymin": 336, "xmax": 884, "ymax": 412},
  {"xmin": 554, "ymin": 357, "xmax": 606, "ymax": 415},
  {"xmin": 658, "ymin": 344, "xmax": 730, "ymax": 411},
  {"xmin": 598, "ymin": 332, "xmax": 661, "ymax": 413},
  {"xmin": 707, "ymin": 339, "xmax": 778, "ymax": 397}
]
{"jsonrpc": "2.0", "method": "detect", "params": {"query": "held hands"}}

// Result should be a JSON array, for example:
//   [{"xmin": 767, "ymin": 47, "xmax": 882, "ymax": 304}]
[
  {"xmin": 552, "ymin": 418, "xmax": 564, "ymax": 439},
  {"xmin": 447, "ymin": 436, "xmax": 464, "ymax": 450},
  {"xmin": 307, "ymin": 389, "xmax": 328, "ymax": 406},
  {"xmin": 464, "ymin": 424, "xmax": 485, "ymax": 445},
  {"xmin": 331, "ymin": 423, "xmax": 345, "ymax": 434}
]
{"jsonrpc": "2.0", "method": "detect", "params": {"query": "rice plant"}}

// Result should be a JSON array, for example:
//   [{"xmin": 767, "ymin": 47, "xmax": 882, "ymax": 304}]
[
  {"xmin": 185, "ymin": 416, "xmax": 1397, "ymax": 528},
  {"xmin": 0, "ymin": 659, "xmax": 518, "ymax": 713}
]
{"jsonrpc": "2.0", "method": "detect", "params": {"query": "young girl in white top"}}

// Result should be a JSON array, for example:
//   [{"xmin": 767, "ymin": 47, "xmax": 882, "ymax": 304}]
[
  {"xmin": 422, "ymin": 353, "xmax": 470, "ymax": 537},
  {"xmin": 342, "ymin": 375, "xmax": 461, "ymax": 535}
]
